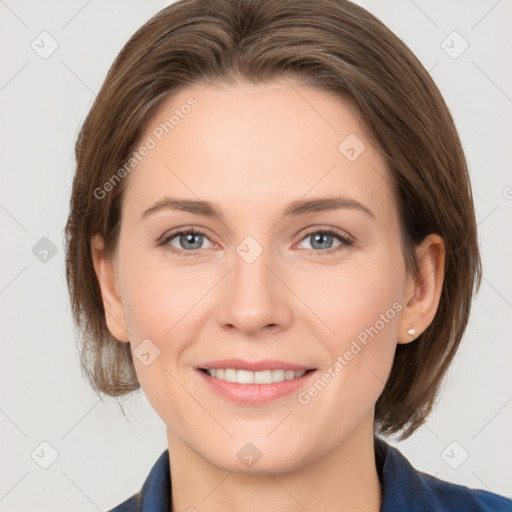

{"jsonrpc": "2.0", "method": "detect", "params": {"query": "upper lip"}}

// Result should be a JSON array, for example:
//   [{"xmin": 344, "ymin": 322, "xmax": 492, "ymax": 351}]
[{"xmin": 197, "ymin": 358, "xmax": 315, "ymax": 372}]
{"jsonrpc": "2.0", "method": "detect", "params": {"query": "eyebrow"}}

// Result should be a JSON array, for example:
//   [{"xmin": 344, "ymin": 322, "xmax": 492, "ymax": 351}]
[{"xmin": 139, "ymin": 195, "xmax": 375, "ymax": 221}]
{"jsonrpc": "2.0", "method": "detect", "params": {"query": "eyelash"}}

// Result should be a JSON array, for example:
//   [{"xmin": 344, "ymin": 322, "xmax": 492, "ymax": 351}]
[{"xmin": 158, "ymin": 226, "xmax": 354, "ymax": 257}]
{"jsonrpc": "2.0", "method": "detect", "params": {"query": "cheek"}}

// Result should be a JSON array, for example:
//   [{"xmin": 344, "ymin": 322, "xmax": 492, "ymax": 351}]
[
  {"xmin": 305, "ymin": 260, "xmax": 403, "ymax": 344},
  {"xmin": 117, "ymin": 259, "xmax": 203, "ymax": 422},
  {"xmin": 302, "ymin": 259, "xmax": 403, "ymax": 399},
  {"xmin": 119, "ymin": 244, "xmax": 205, "ymax": 339}
]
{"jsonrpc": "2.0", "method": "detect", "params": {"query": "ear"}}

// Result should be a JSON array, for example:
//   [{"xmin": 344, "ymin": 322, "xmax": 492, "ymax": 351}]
[
  {"xmin": 397, "ymin": 234, "xmax": 445, "ymax": 344},
  {"xmin": 90, "ymin": 234, "xmax": 130, "ymax": 343}
]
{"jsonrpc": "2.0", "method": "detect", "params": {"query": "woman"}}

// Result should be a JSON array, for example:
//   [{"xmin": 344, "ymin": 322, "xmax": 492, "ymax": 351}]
[{"xmin": 64, "ymin": 0, "xmax": 512, "ymax": 510}]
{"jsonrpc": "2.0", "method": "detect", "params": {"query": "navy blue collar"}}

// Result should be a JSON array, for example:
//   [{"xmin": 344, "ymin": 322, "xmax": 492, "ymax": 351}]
[{"xmin": 109, "ymin": 435, "xmax": 512, "ymax": 511}]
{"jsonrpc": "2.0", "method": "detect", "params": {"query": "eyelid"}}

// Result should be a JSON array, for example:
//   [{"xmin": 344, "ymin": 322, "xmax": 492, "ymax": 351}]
[
  {"xmin": 158, "ymin": 225, "xmax": 355, "ymax": 255},
  {"xmin": 157, "ymin": 226, "xmax": 216, "ymax": 253},
  {"xmin": 294, "ymin": 225, "xmax": 354, "ymax": 245},
  {"xmin": 158, "ymin": 225, "xmax": 214, "ymax": 243}
]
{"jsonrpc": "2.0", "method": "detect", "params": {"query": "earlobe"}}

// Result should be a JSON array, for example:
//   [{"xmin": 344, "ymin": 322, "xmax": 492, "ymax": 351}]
[
  {"xmin": 90, "ymin": 234, "xmax": 130, "ymax": 343},
  {"xmin": 397, "ymin": 234, "xmax": 445, "ymax": 344}
]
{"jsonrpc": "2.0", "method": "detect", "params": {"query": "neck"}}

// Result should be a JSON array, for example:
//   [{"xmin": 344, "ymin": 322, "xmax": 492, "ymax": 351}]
[{"xmin": 167, "ymin": 419, "xmax": 382, "ymax": 512}]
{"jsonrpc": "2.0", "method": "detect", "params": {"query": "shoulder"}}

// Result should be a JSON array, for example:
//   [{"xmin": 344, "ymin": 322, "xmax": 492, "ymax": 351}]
[
  {"xmin": 107, "ymin": 492, "xmax": 141, "ymax": 512},
  {"xmin": 417, "ymin": 470, "xmax": 512, "ymax": 511},
  {"xmin": 106, "ymin": 448, "xmax": 170, "ymax": 512},
  {"xmin": 376, "ymin": 436, "xmax": 512, "ymax": 512}
]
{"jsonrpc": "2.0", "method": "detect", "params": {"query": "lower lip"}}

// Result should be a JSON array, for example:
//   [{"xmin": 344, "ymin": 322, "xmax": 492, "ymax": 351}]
[{"xmin": 196, "ymin": 369, "xmax": 317, "ymax": 405}]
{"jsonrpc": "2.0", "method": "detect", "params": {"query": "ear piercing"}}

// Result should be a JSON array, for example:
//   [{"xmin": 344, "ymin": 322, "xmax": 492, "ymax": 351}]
[{"xmin": 407, "ymin": 328, "xmax": 416, "ymax": 336}]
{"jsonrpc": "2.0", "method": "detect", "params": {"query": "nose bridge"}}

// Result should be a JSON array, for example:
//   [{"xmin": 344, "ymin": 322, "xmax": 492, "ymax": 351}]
[{"xmin": 215, "ymin": 234, "xmax": 292, "ymax": 334}]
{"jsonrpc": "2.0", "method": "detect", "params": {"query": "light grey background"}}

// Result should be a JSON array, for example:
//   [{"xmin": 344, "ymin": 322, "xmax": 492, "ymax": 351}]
[{"xmin": 1, "ymin": 0, "xmax": 511, "ymax": 510}]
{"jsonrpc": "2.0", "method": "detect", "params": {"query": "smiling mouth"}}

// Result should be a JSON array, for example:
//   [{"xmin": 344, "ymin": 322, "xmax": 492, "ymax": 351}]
[{"xmin": 199, "ymin": 368, "xmax": 316, "ymax": 384}]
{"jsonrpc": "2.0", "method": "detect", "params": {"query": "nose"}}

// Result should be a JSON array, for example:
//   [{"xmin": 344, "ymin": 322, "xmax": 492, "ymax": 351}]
[{"xmin": 215, "ymin": 246, "xmax": 294, "ymax": 337}]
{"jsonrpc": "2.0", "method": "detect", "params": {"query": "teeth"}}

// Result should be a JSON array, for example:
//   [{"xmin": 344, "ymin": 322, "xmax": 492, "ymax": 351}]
[{"xmin": 204, "ymin": 368, "xmax": 307, "ymax": 384}]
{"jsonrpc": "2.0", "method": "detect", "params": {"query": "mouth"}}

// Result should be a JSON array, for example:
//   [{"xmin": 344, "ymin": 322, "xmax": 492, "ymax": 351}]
[
  {"xmin": 198, "ymin": 367, "xmax": 316, "ymax": 384},
  {"xmin": 195, "ymin": 359, "xmax": 318, "ymax": 404}
]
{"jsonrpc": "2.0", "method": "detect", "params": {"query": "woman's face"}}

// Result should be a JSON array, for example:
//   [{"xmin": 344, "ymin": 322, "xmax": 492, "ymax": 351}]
[{"xmin": 97, "ymin": 80, "xmax": 417, "ymax": 473}]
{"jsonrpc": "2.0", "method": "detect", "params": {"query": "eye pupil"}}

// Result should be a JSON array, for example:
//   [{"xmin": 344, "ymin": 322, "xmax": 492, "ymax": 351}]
[
  {"xmin": 164, "ymin": 229, "xmax": 348, "ymax": 255},
  {"xmin": 181, "ymin": 233, "xmax": 203, "ymax": 250},
  {"xmin": 311, "ymin": 233, "xmax": 333, "ymax": 250}
]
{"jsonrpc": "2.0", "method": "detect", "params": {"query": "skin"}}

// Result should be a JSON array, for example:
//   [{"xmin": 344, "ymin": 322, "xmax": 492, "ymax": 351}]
[{"xmin": 91, "ymin": 80, "xmax": 445, "ymax": 512}]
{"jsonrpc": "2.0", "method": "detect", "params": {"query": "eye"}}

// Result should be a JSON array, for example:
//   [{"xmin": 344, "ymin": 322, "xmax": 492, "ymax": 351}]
[
  {"xmin": 296, "ymin": 228, "xmax": 354, "ymax": 256},
  {"xmin": 159, "ymin": 228, "xmax": 214, "ymax": 256},
  {"xmin": 158, "ymin": 226, "xmax": 354, "ymax": 257}
]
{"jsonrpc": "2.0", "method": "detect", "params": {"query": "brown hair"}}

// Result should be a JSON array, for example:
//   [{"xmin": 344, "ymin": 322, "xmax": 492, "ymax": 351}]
[{"xmin": 64, "ymin": 0, "xmax": 481, "ymax": 439}]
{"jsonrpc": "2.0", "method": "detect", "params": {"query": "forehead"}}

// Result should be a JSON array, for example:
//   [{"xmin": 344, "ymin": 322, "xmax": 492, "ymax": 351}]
[{"xmin": 122, "ymin": 80, "xmax": 396, "ymax": 225}]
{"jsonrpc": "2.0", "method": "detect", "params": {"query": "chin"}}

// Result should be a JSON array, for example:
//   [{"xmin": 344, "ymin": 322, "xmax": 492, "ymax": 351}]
[{"xmin": 203, "ymin": 438, "xmax": 313, "ymax": 476}]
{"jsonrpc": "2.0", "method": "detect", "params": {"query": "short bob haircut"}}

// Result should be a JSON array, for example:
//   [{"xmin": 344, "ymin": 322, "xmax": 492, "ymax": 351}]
[{"xmin": 64, "ymin": 0, "xmax": 481, "ymax": 440}]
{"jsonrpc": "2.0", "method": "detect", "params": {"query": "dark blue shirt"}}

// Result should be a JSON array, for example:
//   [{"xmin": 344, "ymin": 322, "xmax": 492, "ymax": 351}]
[{"xmin": 108, "ymin": 436, "xmax": 512, "ymax": 511}]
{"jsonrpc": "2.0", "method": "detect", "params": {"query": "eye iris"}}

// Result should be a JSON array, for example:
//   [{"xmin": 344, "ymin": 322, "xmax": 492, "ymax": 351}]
[
  {"xmin": 180, "ymin": 233, "xmax": 203, "ymax": 250},
  {"xmin": 172, "ymin": 231, "xmax": 340, "ymax": 252},
  {"xmin": 311, "ymin": 233, "xmax": 333, "ymax": 250}
]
